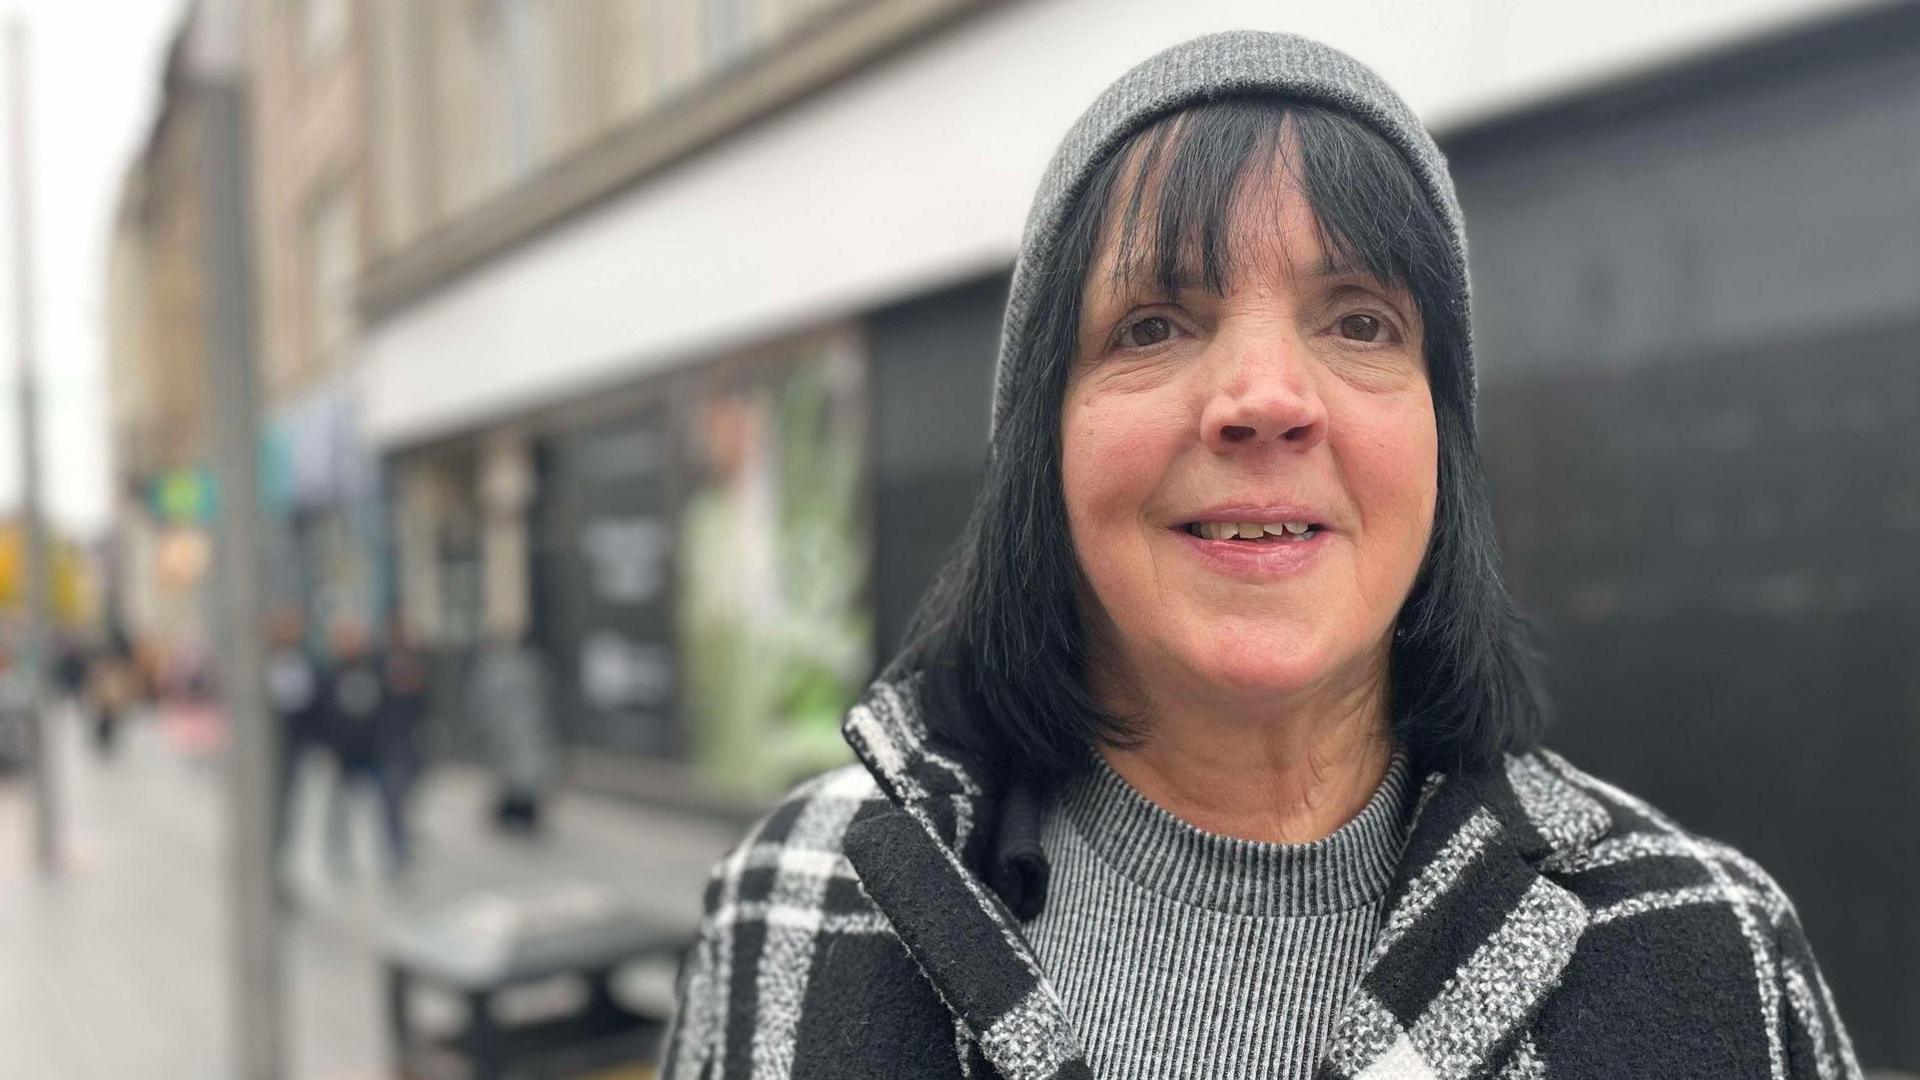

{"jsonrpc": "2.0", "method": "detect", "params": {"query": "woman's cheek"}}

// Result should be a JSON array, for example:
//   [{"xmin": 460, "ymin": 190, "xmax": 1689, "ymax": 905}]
[
  {"xmin": 1368, "ymin": 404, "xmax": 1438, "ymax": 578},
  {"xmin": 1068, "ymin": 396, "xmax": 1172, "ymax": 516}
]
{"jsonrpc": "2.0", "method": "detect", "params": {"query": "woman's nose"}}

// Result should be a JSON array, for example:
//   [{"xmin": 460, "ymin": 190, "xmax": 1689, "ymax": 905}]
[{"xmin": 1198, "ymin": 338, "xmax": 1328, "ymax": 453}]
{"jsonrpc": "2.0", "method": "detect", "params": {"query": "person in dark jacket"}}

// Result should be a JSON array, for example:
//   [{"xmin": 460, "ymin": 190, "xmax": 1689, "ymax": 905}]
[
  {"xmin": 267, "ymin": 606, "xmax": 324, "ymax": 862},
  {"xmin": 380, "ymin": 616, "xmax": 431, "ymax": 816},
  {"xmin": 79, "ymin": 626, "xmax": 135, "ymax": 757},
  {"xmin": 662, "ymin": 31, "xmax": 1859, "ymax": 1080},
  {"xmin": 320, "ymin": 614, "xmax": 411, "ymax": 876}
]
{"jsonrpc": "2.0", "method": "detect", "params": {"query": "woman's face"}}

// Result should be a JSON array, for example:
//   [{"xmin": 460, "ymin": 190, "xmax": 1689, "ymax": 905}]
[{"xmin": 1062, "ymin": 154, "xmax": 1437, "ymax": 716}]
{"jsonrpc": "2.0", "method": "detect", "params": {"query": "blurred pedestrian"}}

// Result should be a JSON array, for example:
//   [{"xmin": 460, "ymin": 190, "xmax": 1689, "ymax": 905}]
[
  {"xmin": 465, "ymin": 628, "xmax": 553, "ymax": 833},
  {"xmin": 267, "ymin": 607, "xmax": 324, "ymax": 864},
  {"xmin": 168, "ymin": 635, "xmax": 215, "ymax": 705},
  {"xmin": 131, "ymin": 636, "xmax": 162, "ymax": 707},
  {"xmin": 0, "ymin": 645, "xmax": 30, "ymax": 773},
  {"xmin": 320, "ymin": 614, "xmax": 410, "ymax": 876},
  {"xmin": 54, "ymin": 634, "xmax": 87, "ymax": 707},
  {"xmin": 84, "ymin": 625, "xmax": 137, "ymax": 758},
  {"xmin": 380, "ymin": 616, "xmax": 430, "ymax": 821}
]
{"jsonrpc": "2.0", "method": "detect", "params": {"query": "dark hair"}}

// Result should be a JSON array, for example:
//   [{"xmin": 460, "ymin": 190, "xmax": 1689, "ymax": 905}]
[{"xmin": 892, "ymin": 98, "xmax": 1547, "ymax": 779}]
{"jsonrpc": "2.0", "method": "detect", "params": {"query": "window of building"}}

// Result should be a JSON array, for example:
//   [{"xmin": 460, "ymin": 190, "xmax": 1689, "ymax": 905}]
[
  {"xmin": 704, "ymin": 0, "xmax": 751, "ymax": 69},
  {"xmin": 301, "ymin": 0, "xmax": 349, "ymax": 68},
  {"xmin": 305, "ymin": 187, "xmax": 358, "ymax": 373}
]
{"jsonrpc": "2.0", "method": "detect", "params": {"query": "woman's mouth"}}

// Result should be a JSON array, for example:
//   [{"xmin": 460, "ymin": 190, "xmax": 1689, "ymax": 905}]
[
  {"xmin": 1173, "ymin": 518, "xmax": 1332, "ymax": 578},
  {"xmin": 1182, "ymin": 520, "xmax": 1323, "ymax": 543}
]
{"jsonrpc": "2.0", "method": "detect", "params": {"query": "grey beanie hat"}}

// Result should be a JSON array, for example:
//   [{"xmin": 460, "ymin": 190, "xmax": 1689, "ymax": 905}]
[{"xmin": 990, "ymin": 30, "xmax": 1473, "ymax": 438}]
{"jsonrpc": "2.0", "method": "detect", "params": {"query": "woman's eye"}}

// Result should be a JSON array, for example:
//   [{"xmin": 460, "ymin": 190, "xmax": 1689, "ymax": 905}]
[
  {"xmin": 1339, "ymin": 313, "xmax": 1387, "ymax": 342},
  {"xmin": 1119, "ymin": 315, "xmax": 1173, "ymax": 348}
]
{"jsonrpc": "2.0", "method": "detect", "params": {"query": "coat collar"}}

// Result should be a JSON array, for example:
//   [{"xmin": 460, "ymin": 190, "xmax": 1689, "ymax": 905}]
[
  {"xmin": 839, "ymin": 679, "xmax": 1611, "ymax": 1080},
  {"xmin": 1316, "ymin": 752, "xmax": 1608, "ymax": 1080}
]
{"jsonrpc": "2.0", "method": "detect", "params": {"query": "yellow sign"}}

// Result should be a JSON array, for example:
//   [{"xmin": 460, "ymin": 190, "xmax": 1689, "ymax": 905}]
[{"xmin": 0, "ymin": 524, "xmax": 98, "ymax": 625}]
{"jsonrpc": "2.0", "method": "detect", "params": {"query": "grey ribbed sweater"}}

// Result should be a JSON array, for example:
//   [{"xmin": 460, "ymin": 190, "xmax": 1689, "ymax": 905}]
[{"xmin": 1025, "ymin": 751, "xmax": 1411, "ymax": 1079}]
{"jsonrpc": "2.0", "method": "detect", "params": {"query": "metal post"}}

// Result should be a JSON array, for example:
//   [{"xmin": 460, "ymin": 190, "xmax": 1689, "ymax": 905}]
[
  {"xmin": 187, "ymin": 0, "xmax": 283, "ymax": 1076},
  {"xmin": 7, "ymin": 18, "xmax": 57, "ymax": 876}
]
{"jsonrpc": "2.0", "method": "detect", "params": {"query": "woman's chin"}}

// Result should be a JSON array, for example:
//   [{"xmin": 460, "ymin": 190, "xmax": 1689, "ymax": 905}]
[{"xmin": 1172, "ymin": 631, "xmax": 1349, "ymax": 700}]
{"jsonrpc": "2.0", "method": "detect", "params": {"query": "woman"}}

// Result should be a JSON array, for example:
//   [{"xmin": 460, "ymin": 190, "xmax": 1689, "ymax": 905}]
[{"xmin": 663, "ymin": 32, "xmax": 1859, "ymax": 1080}]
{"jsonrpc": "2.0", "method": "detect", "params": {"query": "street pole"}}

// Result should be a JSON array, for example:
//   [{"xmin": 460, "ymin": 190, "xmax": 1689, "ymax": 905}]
[
  {"xmin": 7, "ymin": 18, "xmax": 57, "ymax": 876},
  {"xmin": 187, "ymin": 0, "xmax": 284, "ymax": 1076}
]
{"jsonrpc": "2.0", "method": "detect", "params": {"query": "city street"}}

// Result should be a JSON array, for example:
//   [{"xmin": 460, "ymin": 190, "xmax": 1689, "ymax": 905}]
[{"xmin": 0, "ymin": 704, "xmax": 736, "ymax": 1078}]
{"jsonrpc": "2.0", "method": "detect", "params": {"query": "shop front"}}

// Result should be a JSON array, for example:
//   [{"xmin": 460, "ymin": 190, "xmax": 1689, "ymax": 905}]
[{"xmin": 391, "ymin": 328, "xmax": 872, "ymax": 803}]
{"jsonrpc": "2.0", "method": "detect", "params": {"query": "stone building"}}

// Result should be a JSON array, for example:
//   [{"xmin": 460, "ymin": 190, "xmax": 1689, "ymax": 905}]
[
  {"xmin": 104, "ymin": 27, "xmax": 217, "ymax": 650},
  {"xmin": 247, "ymin": 0, "xmax": 383, "ymax": 632}
]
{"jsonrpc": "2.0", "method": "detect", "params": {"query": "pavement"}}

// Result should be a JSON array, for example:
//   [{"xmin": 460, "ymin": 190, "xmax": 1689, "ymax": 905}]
[{"xmin": 0, "ymin": 702, "xmax": 741, "ymax": 1079}]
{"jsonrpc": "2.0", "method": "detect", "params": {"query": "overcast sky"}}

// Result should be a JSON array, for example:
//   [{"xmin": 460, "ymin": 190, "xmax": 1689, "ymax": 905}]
[{"xmin": 0, "ymin": 0, "xmax": 186, "ymax": 538}]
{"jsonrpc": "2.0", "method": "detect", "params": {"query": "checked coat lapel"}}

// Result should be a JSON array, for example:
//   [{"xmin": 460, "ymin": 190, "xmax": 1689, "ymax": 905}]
[
  {"xmin": 840, "ymin": 682, "xmax": 1093, "ymax": 1080},
  {"xmin": 1315, "ymin": 754, "xmax": 1609, "ymax": 1080},
  {"xmin": 838, "ymin": 680, "xmax": 1610, "ymax": 1080}
]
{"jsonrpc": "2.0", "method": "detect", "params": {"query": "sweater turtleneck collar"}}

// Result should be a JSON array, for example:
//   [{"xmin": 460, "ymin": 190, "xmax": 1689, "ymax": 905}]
[{"xmin": 1051, "ymin": 748, "xmax": 1412, "ymax": 917}]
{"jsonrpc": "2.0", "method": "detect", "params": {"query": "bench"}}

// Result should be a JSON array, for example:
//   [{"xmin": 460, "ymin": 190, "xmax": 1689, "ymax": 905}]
[{"xmin": 382, "ymin": 879, "xmax": 691, "ymax": 1079}]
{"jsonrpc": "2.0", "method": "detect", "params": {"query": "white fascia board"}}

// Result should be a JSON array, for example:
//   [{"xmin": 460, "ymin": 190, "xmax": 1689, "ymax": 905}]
[{"xmin": 359, "ymin": 0, "xmax": 1868, "ymax": 449}]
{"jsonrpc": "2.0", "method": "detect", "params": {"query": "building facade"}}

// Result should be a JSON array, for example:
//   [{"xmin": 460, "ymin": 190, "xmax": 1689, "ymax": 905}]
[
  {"xmin": 105, "ymin": 28, "xmax": 218, "ymax": 654},
  {"xmin": 362, "ymin": 0, "xmax": 937, "ymax": 796},
  {"xmin": 247, "ymin": 0, "xmax": 384, "ymax": 635}
]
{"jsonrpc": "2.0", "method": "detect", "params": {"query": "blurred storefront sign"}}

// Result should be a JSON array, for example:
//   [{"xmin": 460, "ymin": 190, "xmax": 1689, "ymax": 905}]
[
  {"xmin": 150, "ymin": 466, "xmax": 215, "ymax": 524},
  {"xmin": 536, "ymin": 399, "xmax": 680, "ymax": 760},
  {"xmin": 0, "ymin": 524, "xmax": 100, "ymax": 624},
  {"xmin": 263, "ymin": 382, "xmax": 385, "ymax": 629},
  {"xmin": 270, "ymin": 382, "xmax": 377, "ymax": 511}
]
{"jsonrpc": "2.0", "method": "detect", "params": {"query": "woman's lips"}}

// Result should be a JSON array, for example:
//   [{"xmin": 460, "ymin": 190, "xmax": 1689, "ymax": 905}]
[{"xmin": 1171, "ymin": 525, "xmax": 1331, "ymax": 577}]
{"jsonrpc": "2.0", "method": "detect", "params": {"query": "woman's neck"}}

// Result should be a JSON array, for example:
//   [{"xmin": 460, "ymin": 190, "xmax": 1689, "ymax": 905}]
[{"xmin": 1093, "ymin": 668, "xmax": 1397, "ymax": 845}]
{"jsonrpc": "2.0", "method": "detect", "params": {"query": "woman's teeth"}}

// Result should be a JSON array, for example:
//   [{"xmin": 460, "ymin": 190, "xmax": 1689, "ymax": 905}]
[{"xmin": 1186, "ymin": 521, "xmax": 1318, "ymax": 542}]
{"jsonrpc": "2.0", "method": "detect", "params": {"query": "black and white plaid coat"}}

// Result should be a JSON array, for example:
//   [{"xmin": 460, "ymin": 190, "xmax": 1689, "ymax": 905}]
[{"xmin": 661, "ymin": 679, "xmax": 1861, "ymax": 1079}]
